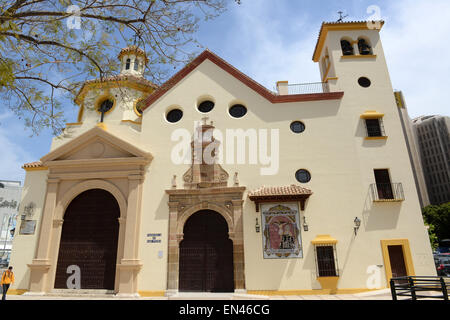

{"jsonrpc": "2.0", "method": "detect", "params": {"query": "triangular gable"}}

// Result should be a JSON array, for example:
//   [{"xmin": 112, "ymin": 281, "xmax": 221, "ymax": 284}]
[
  {"xmin": 41, "ymin": 126, "xmax": 152, "ymax": 164},
  {"xmin": 141, "ymin": 50, "xmax": 344, "ymax": 111}
]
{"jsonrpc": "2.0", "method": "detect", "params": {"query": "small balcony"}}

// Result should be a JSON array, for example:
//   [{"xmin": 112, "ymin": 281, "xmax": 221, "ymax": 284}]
[
  {"xmin": 370, "ymin": 183, "xmax": 405, "ymax": 202},
  {"xmin": 276, "ymin": 81, "xmax": 330, "ymax": 95}
]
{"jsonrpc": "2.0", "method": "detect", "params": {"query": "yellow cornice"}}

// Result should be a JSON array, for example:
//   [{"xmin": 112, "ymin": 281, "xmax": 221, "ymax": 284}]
[
  {"xmin": 360, "ymin": 110, "xmax": 385, "ymax": 119},
  {"xmin": 65, "ymin": 122, "xmax": 83, "ymax": 126},
  {"xmin": 23, "ymin": 166, "xmax": 48, "ymax": 172},
  {"xmin": 75, "ymin": 80, "xmax": 155, "ymax": 106},
  {"xmin": 311, "ymin": 234, "xmax": 338, "ymax": 245},
  {"xmin": 341, "ymin": 54, "xmax": 377, "ymax": 59},
  {"xmin": 121, "ymin": 119, "xmax": 142, "ymax": 125},
  {"xmin": 313, "ymin": 21, "xmax": 384, "ymax": 62}
]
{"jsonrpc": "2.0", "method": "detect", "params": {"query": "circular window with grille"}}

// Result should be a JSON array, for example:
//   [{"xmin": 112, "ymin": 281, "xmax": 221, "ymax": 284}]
[
  {"xmin": 198, "ymin": 100, "xmax": 215, "ymax": 113},
  {"xmin": 295, "ymin": 169, "xmax": 311, "ymax": 183},
  {"xmin": 166, "ymin": 108, "xmax": 183, "ymax": 123},
  {"xmin": 229, "ymin": 104, "xmax": 247, "ymax": 118},
  {"xmin": 358, "ymin": 77, "xmax": 371, "ymax": 88},
  {"xmin": 290, "ymin": 121, "xmax": 306, "ymax": 134}
]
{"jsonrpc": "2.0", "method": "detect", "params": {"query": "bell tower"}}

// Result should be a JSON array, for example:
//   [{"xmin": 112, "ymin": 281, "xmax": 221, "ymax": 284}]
[
  {"xmin": 312, "ymin": 21, "xmax": 387, "ymax": 94},
  {"xmin": 118, "ymin": 45, "xmax": 148, "ymax": 77}
]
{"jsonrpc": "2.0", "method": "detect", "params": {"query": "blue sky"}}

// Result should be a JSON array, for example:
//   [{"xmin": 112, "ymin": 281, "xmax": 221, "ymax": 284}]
[{"xmin": 1, "ymin": 0, "xmax": 449, "ymax": 182}]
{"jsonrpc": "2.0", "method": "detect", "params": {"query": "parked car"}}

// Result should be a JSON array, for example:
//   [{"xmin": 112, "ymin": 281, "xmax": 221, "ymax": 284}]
[{"xmin": 434, "ymin": 254, "xmax": 450, "ymax": 277}]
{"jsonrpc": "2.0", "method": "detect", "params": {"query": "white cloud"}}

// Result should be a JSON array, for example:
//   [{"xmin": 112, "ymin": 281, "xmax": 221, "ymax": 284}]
[
  {"xmin": 0, "ymin": 113, "xmax": 36, "ymax": 182},
  {"xmin": 381, "ymin": 0, "xmax": 450, "ymax": 118},
  {"xmin": 222, "ymin": 0, "xmax": 322, "ymax": 91}
]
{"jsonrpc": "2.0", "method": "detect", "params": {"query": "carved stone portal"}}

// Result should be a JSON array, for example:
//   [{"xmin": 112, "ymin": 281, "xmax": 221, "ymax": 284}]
[{"xmin": 166, "ymin": 120, "xmax": 245, "ymax": 293}]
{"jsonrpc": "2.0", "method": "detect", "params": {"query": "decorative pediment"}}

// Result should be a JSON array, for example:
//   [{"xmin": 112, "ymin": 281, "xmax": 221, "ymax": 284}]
[{"xmin": 40, "ymin": 126, "xmax": 152, "ymax": 168}]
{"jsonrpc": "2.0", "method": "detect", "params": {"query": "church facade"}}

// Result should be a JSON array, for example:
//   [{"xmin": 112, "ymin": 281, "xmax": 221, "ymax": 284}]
[{"xmin": 9, "ymin": 21, "xmax": 436, "ymax": 296}]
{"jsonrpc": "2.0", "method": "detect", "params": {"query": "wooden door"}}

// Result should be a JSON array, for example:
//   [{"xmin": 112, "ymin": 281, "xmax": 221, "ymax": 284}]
[
  {"xmin": 388, "ymin": 245, "xmax": 408, "ymax": 278},
  {"xmin": 179, "ymin": 210, "xmax": 234, "ymax": 292},
  {"xmin": 54, "ymin": 189, "xmax": 120, "ymax": 290}
]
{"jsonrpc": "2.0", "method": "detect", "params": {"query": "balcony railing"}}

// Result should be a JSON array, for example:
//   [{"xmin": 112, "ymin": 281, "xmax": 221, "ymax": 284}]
[
  {"xmin": 370, "ymin": 183, "xmax": 405, "ymax": 202},
  {"xmin": 276, "ymin": 82, "xmax": 330, "ymax": 95}
]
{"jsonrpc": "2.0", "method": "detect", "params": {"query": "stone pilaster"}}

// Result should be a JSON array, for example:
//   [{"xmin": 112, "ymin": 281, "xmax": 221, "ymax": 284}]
[{"xmin": 28, "ymin": 178, "xmax": 59, "ymax": 293}]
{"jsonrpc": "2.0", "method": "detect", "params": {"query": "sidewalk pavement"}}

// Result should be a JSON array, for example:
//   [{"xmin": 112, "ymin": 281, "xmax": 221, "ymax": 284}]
[{"xmin": 3, "ymin": 289, "xmax": 394, "ymax": 300}]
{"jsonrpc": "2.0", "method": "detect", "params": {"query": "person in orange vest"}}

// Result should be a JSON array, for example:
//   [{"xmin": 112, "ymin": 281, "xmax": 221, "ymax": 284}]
[{"xmin": 1, "ymin": 266, "xmax": 15, "ymax": 300}]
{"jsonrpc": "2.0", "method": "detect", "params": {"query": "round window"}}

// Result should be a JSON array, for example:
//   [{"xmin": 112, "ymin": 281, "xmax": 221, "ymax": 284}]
[
  {"xmin": 198, "ymin": 100, "xmax": 215, "ymax": 113},
  {"xmin": 290, "ymin": 121, "xmax": 305, "ymax": 134},
  {"xmin": 166, "ymin": 109, "xmax": 183, "ymax": 123},
  {"xmin": 295, "ymin": 169, "xmax": 311, "ymax": 183},
  {"xmin": 229, "ymin": 104, "xmax": 247, "ymax": 118},
  {"xmin": 98, "ymin": 98, "xmax": 114, "ymax": 113},
  {"xmin": 358, "ymin": 77, "xmax": 371, "ymax": 88}
]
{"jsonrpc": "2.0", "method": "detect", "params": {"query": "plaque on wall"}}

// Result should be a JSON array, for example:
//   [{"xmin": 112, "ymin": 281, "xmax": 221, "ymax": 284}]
[
  {"xmin": 19, "ymin": 220, "xmax": 37, "ymax": 235},
  {"xmin": 261, "ymin": 203, "xmax": 303, "ymax": 259}
]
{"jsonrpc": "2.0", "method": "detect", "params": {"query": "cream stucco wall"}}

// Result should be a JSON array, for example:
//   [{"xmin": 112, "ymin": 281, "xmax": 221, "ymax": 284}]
[{"xmin": 9, "ymin": 25, "xmax": 437, "ymax": 294}]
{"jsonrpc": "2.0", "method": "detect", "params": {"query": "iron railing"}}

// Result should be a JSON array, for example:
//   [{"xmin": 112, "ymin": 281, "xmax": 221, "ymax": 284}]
[
  {"xmin": 390, "ymin": 276, "xmax": 449, "ymax": 300},
  {"xmin": 370, "ymin": 183, "xmax": 405, "ymax": 201},
  {"xmin": 277, "ymin": 82, "xmax": 330, "ymax": 95}
]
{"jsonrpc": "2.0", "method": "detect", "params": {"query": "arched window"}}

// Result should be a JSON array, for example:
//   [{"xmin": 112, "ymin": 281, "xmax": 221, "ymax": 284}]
[
  {"xmin": 358, "ymin": 38, "xmax": 373, "ymax": 55},
  {"xmin": 125, "ymin": 58, "xmax": 131, "ymax": 70},
  {"xmin": 133, "ymin": 58, "xmax": 139, "ymax": 71},
  {"xmin": 340, "ymin": 39, "xmax": 354, "ymax": 56}
]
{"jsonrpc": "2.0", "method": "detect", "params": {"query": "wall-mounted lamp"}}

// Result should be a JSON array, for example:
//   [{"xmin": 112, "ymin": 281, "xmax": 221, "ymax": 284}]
[
  {"xmin": 354, "ymin": 217, "xmax": 361, "ymax": 235},
  {"xmin": 303, "ymin": 216, "xmax": 309, "ymax": 232},
  {"xmin": 255, "ymin": 217, "xmax": 260, "ymax": 233}
]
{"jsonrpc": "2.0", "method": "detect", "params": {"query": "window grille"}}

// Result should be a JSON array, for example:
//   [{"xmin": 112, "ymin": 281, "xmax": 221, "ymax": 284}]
[{"xmin": 314, "ymin": 244, "xmax": 339, "ymax": 277}]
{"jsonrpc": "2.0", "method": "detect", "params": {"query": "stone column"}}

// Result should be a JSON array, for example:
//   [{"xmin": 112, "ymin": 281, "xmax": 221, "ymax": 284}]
[
  {"xmin": 28, "ymin": 178, "xmax": 59, "ymax": 293},
  {"xmin": 231, "ymin": 199, "xmax": 245, "ymax": 292},
  {"xmin": 117, "ymin": 174, "xmax": 143, "ymax": 296},
  {"xmin": 166, "ymin": 201, "xmax": 179, "ymax": 294}
]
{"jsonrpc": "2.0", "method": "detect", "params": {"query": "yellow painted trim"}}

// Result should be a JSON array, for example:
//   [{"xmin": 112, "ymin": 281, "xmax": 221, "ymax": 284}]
[
  {"xmin": 341, "ymin": 54, "xmax": 377, "ymax": 59},
  {"xmin": 325, "ymin": 77, "xmax": 339, "ymax": 82},
  {"xmin": 23, "ymin": 166, "xmax": 48, "ymax": 172},
  {"xmin": 121, "ymin": 120, "xmax": 142, "ymax": 125},
  {"xmin": 360, "ymin": 111, "xmax": 384, "ymax": 119},
  {"xmin": 6, "ymin": 289, "xmax": 27, "ymax": 295},
  {"xmin": 247, "ymin": 288, "xmax": 384, "ymax": 296},
  {"xmin": 321, "ymin": 62, "xmax": 332, "ymax": 83},
  {"xmin": 276, "ymin": 81, "xmax": 289, "ymax": 85},
  {"xmin": 77, "ymin": 103, "xmax": 84, "ymax": 122},
  {"xmin": 138, "ymin": 291, "xmax": 165, "ymax": 297},
  {"xmin": 66, "ymin": 122, "xmax": 83, "ymax": 126},
  {"xmin": 95, "ymin": 93, "xmax": 116, "ymax": 117},
  {"xmin": 133, "ymin": 98, "xmax": 146, "ymax": 117},
  {"xmin": 96, "ymin": 122, "xmax": 107, "ymax": 130},
  {"xmin": 374, "ymin": 199, "xmax": 404, "ymax": 203},
  {"xmin": 311, "ymin": 234, "xmax": 338, "ymax": 245},
  {"xmin": 313, "ymin": 21, "xmax": 384, "ymax": 62},
  {"xmin": 380, "ymin": 239, "xmax": 416, "ymax": 287},
  {"xmin": 365, "ymin": 136, "xmax": 388, "ymax": 140},
  {"xmin": 394, "ymin": 91, "xmax": 405, "ymax": 108}
]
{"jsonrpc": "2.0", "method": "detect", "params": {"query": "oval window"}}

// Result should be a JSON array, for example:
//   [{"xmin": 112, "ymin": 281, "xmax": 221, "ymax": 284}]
[
  {"xmin": 198, "ymin": 100, "xmax": 215, "ymax": 113},
  {"xmin": 358, "ymin": 77, "xmax": 371, "ymax": 88},
  {"xmin": 295, "ymin": 169, "xmax": 311, "ymax": 183},
  {"xmin": 290, "ymin": 121, "xmax": 305, "ymax": 134},
  {"xmin": 229, "ymin": 104, "xmax": 247, "ymax": 118},
  {"xmin": 166, "ymin": 109, "xmax": 183, "ymax": 123},
  {"xmin": 98, "ymin": 98, "xmax": 114, "ymax": 113}
]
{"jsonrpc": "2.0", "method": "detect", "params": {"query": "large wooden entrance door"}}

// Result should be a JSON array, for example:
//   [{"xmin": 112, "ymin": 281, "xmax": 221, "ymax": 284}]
[
  {"xmin": 179, "ymin": 210, "xmax": 234, "ymax": 292},
  {"xmin": 54, "ymin": 189, "xmax": 120, "ymax": 290},
  {"xmin": 388, "ymin": 245, "xmax": 408, "ymax": 278}
]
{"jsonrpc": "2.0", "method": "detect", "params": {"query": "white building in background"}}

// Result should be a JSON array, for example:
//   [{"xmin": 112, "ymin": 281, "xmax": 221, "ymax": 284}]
[{"xmin": 0, "ymin": 180, "xmax": 22, "ymax": 266}]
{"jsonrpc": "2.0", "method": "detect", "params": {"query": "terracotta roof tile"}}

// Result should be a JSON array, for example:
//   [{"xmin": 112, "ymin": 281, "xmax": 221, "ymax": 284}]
[{"xmin": 22, "ymin": 161, "xmax": 44, "ymax": 169}]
